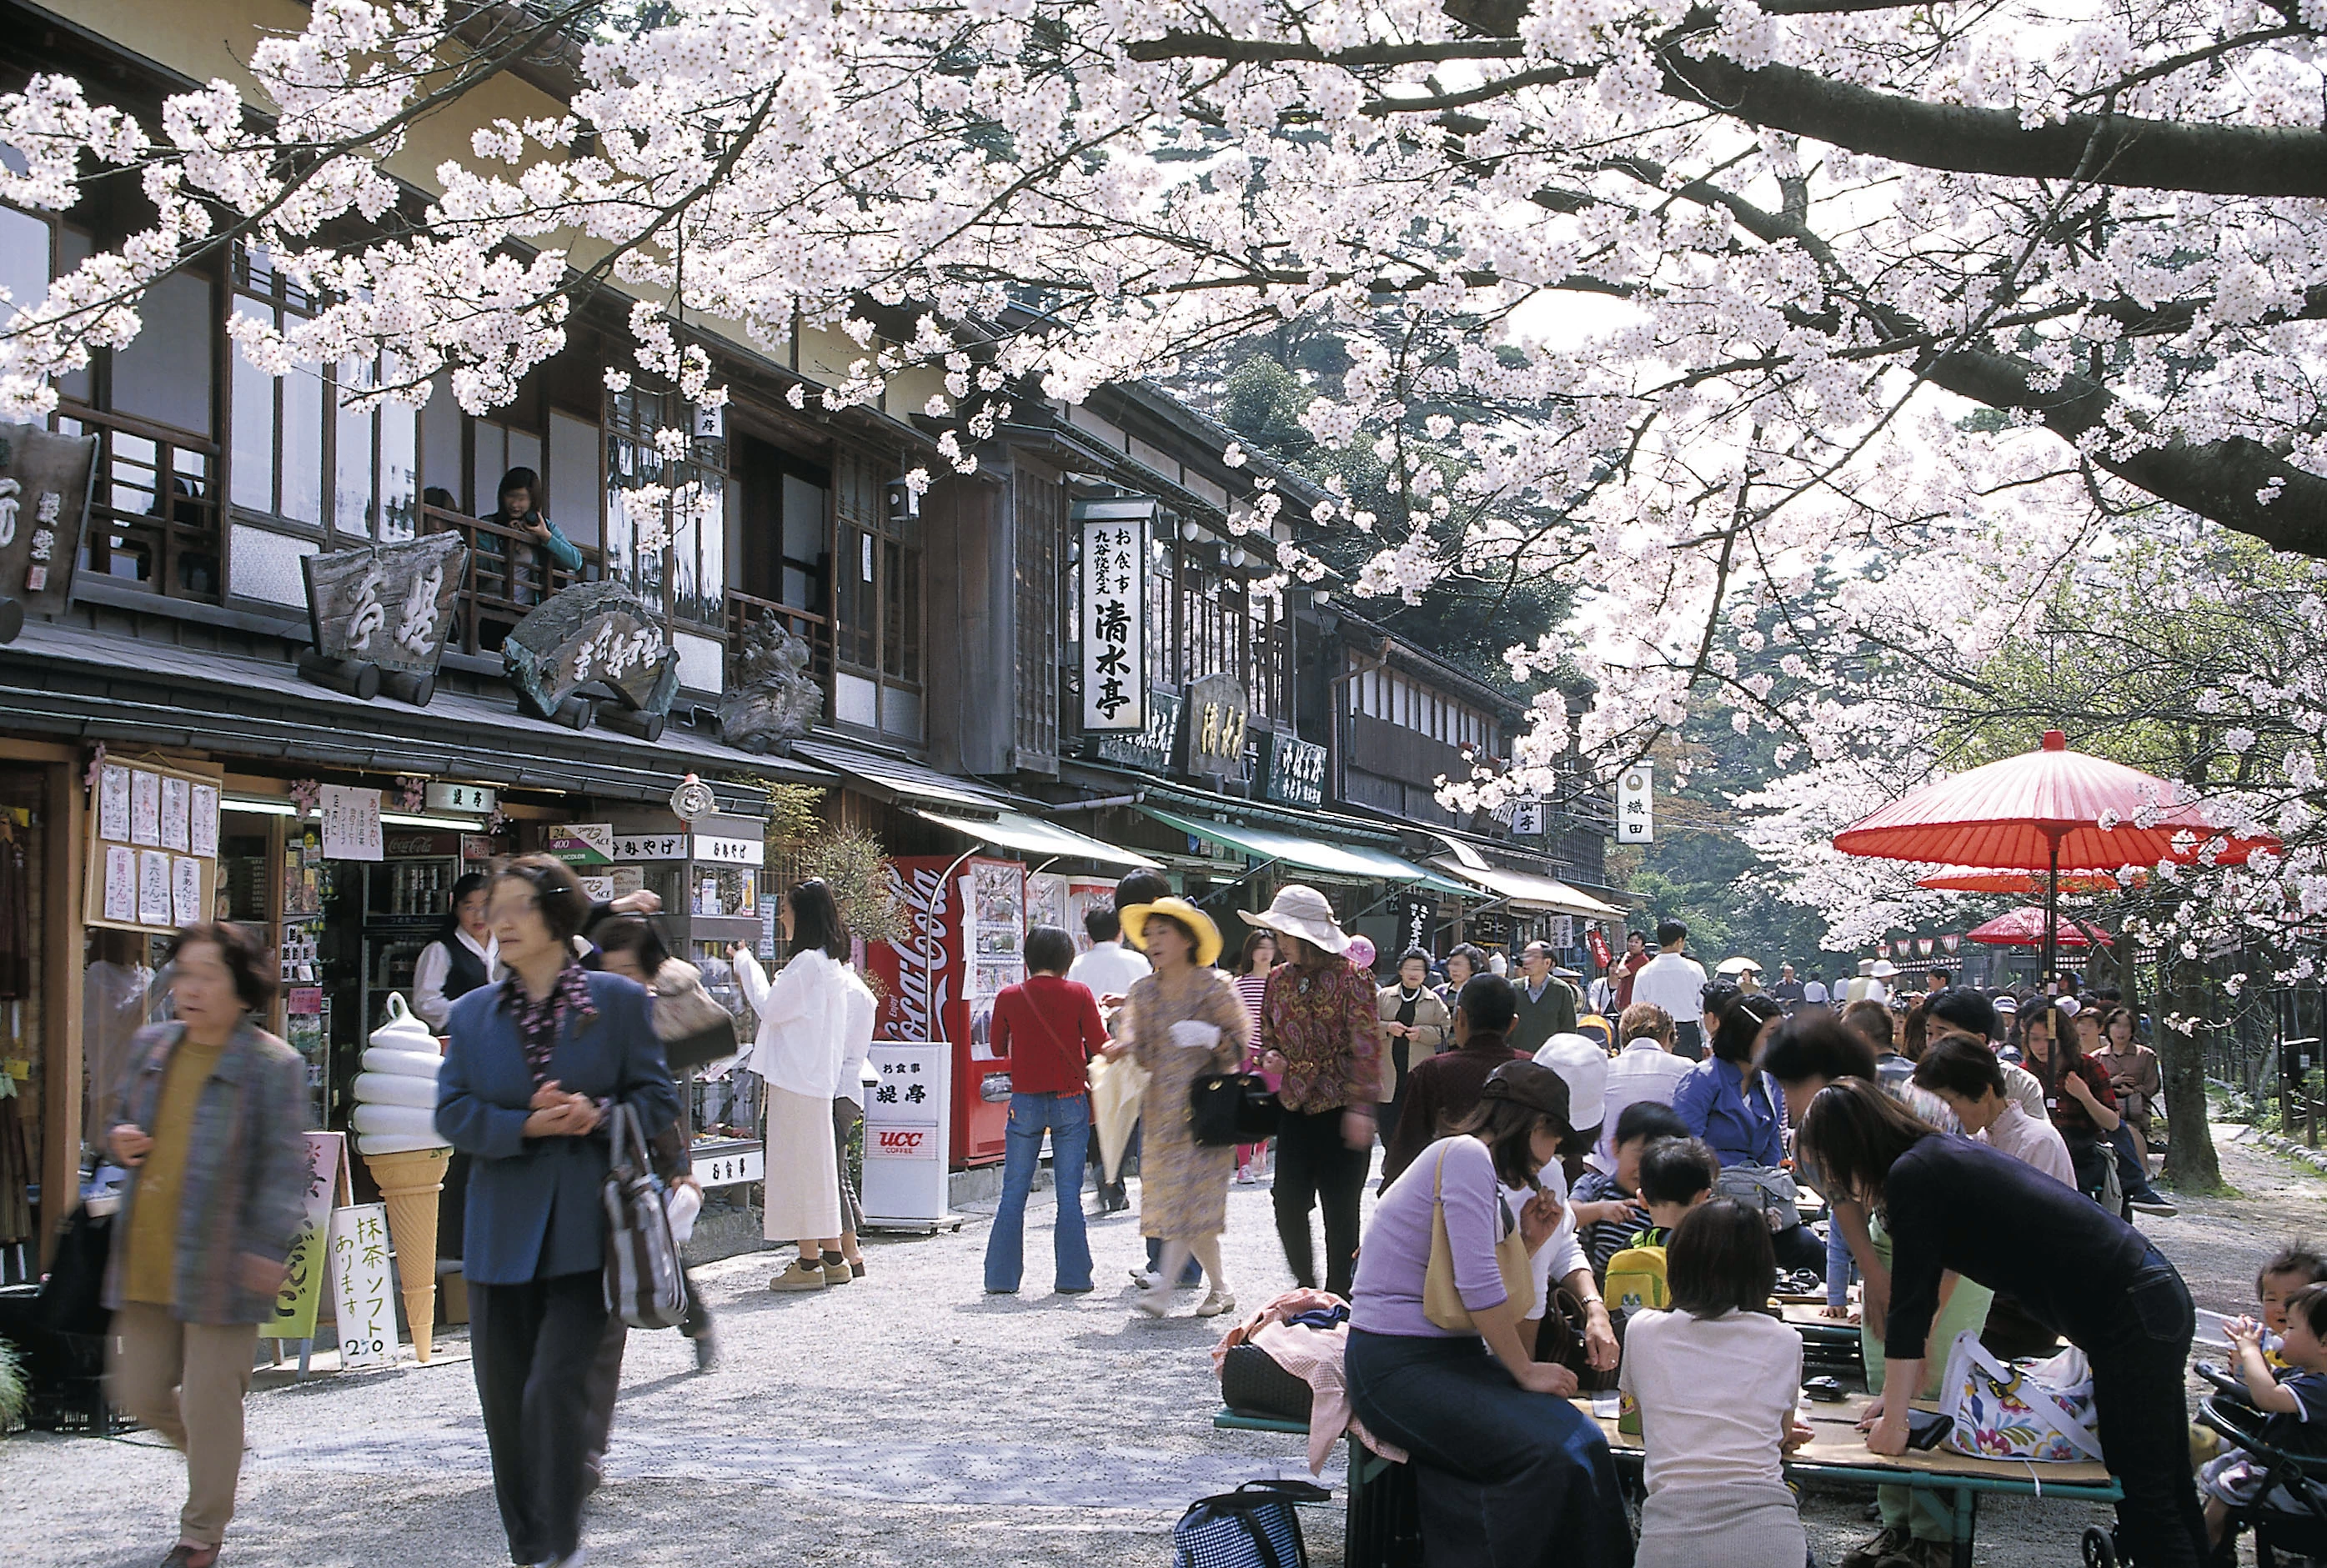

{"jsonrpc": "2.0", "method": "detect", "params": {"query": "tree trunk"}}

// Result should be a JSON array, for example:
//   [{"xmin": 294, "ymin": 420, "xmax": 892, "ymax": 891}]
[{"xmin": 2159, "ymin": 953, "xmax": 2223, "ymax": 1193}]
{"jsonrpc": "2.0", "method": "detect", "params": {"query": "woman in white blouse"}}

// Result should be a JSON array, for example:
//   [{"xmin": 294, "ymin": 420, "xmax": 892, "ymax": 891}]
[
  {"xmin": 412, "ymin": 872, "xmax": 496, "ymax": 1030},
  {"xmin": 733, "ymin": 879, "xmax": 852, "ymax": 1292}
]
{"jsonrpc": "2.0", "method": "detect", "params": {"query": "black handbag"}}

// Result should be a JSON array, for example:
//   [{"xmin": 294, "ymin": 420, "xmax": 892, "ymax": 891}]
[
  {"xmin": 34, "ymin": 1203, "xmax": 114, "ymax": 1338},
  {"xmin": 1190, "ymin": 1073, "xmax": 1281, "ymax": 1147},
  {"xmin": 661, "ymin": 1014, "xmax": 740, "ymax": 1075},
  {"xmin": 1220, "ymin": 1343, "xmax": 1314, "ymax": 1422},
  {"xmin": 1532, "ymin": 1283, "xmax": 1620, "ymax": 1394}
]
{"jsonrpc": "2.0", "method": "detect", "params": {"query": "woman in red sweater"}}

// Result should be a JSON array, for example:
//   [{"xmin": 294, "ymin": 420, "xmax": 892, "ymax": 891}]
[{"xmin": 983, "ymin": 925, "xmax": 1110, "ymax": 1295}]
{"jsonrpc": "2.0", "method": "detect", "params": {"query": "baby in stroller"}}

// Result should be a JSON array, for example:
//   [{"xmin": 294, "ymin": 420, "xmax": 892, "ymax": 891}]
[{"xmin": 2204, "ymin": 1281, "xmax": 2327, "ymax": 1553}]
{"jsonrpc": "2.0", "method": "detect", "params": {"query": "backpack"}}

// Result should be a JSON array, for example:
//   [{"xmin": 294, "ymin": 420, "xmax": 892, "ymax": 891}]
[{"xmin": 1604, "ymin": 1240, "xmax": 1670, "ymax": 1321}]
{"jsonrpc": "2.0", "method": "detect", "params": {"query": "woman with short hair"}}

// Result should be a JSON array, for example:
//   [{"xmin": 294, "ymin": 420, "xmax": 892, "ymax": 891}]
[
  {"xmin": 1796, "ymin": 1080, "xmax": 2208, "ymax": 1567},
  {"xmin": 1113, "ymin": 897, "xmax": 1249, "ymax": 1319},
  {"xmin": 984, "ymin": 924, "xmax": 1108, "ymax": 1295},
  {"xmin": 1346, "ymin": 1060, "xmax": 1632, "ymax": 1568},
  {"xmin": 105, "ymin": 923, "xmax": 309, "ymax": 1568},
  {"xmin": 437, "ymin": 855, "xmax": 678, "ymax": 1568},
  {"xmin": 1377, "ymin": 946, "xmax": 1452, "ymax": 1145},
  {"xmin": 1438, "ymin": 943, "xmax": 1487, "ymax": 1009}
]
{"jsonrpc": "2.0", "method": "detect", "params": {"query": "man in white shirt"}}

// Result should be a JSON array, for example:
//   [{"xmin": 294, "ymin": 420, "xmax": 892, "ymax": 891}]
[
  {"xmin": 1067, "ymin": 902, "xmax": 1151, "ymax": 1217},
  {"xmin": 1627, "ymin": 919, "xmax": 1711, "ymax": 1060},
  {"xmin": 1595, "ymin": 1016, "xmax": 1695, "ymax": 1167},
  {"xmin": 1801, "ymin": 971, "xmax": 1830, "ymax": 1009}
]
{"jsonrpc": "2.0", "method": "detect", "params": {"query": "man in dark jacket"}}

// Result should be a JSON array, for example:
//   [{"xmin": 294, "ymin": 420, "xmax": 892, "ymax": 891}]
[
  {"xmin": 1378, "ymin": 974, "xmax": 1524, "ymax": 1188},
  {"xmin": 1510, "ymin": 940, "xmax": 1579, "ymax": 1053}
]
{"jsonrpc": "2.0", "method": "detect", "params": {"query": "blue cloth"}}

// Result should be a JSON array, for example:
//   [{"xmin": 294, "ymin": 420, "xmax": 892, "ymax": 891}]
[
  {"xmin": 1286, "ymin": 1305, "xmax": 1350, "ymax": 1330},
  {"xmin": 1670, "ymin": 1057, "xmax": 1784, "ymax": 1170},
  {"xmin": 2107, "ymin": 1123, "xmax": 2164, "ymax": 1203},
  {"xmin": 983, "ymin": 1090, "xmax": 1094, "ymax": 1293},
  {"xmin": 1346, "ymin": 1327, "xmax": 1635, "ymax": 1568},
  {"xmin": 437, "ymin": 969, "xmax": 679, "ymax": 1286}
]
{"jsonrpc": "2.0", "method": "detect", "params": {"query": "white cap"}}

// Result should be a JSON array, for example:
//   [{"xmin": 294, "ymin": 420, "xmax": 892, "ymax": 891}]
[
  {"xmin": 2056, "ymin": 996, "xmax": 2082, "ymax": 1018},
  {"xmin": 1534, "ymin": 1032, "xmax": 1609, "ymax": 1134}
]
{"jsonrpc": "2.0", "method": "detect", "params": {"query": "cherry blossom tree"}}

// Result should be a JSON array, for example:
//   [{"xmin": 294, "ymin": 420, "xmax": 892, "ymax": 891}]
[{"xmin": 2, "ymin": 0, "xmax": 2323, "ymax": 886}]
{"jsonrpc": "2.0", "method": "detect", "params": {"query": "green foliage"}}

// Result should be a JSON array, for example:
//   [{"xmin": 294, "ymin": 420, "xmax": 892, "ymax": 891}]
[
  {"xmin": 754, "ymin": 782, "xmax": 827, "ymax": 854},
  {"xmin": 797, "ymin": 827, "xmax": 906, "ymax": 949}
]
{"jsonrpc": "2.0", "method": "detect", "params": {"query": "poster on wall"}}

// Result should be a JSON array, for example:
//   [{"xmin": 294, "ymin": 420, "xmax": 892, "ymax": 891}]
[
  {"xmin": 138, "ymin": 850, "xmax": 170, "ymax": 926},
  {"xmin": 160, "ymin": 774, "xmax": 190, "ymax": 852},
  {"xmin": 130, "ymin": 769, "xmax": 159, "ymax": 846},
  {"xmin": 84, "ymin": 756, "xmax": 222, "ymax": 935},
  {"xmin": 319, "ymin": 785, "xmax": 384, "ymax": 862}
]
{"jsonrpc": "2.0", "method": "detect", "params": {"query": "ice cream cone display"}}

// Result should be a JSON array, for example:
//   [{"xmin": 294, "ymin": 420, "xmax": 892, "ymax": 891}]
[{"xmin": 354, "ymin": 993, "xmax": 452, "ymax": 1361}]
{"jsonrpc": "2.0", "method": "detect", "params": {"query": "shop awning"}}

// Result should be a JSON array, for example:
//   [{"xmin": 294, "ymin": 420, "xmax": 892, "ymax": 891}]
[
  {"xmin": 1143, "ymin": 806, "xmax": 1473, "ymax": 896},
  {"xmin": 788, "ymin": 737, "xmax": 1010, "ymax": 811},
  {"xmin": 910, "ymin": 807, "xmax": 1161, "ymax": 869},
  {"xmin": 1427, "ymin": 858, "xmax": 1628, "ymax": 919}
]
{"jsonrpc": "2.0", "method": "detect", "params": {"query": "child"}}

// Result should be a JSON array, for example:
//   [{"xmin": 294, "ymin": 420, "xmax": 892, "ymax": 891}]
[
  {"xmin": 1572, "ymin": 1102, "xmax": 1688, "ymax": 1278},
  {"xmin": 2203, "ymin": 1280, "xmax": 2327, "ymax": 1550},
  {"xmin": 2256, "ymin": 1243, "xmax": 2327, "ymax": 1366},
  {"xmin": 1619, "ymin": 1196, "xmax": 1815, "ymax": 1568},
  {"xmin": 1627, "ymin": 1135, "xmax": 1718, "ymax": 1249}
]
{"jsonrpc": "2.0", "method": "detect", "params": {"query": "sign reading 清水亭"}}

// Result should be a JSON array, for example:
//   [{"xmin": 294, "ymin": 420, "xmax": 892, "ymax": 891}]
[
  {"xmin": 1181, "ymin": 673, "xmax": 1250, "ymax": 783},
  {"xmin": 1076, "ymin": 496, "xmax": 1154, "ymax": 732},
  {"xmin": 0, "ymin": 419, "xmax": 98, "ymax": 632},
  {"xmin": 1096, "ymin": 690, "xmax": 1180, "ymax": 775},
  {"xmin": 1266, "ymin": 731, "xmax": 1326, "ymax": 809},
  {"xmin": 1616, "ymin": 764, "xmax": 1653, "ymax": 844},
  {"xmin": 504, "ymin": 579, "xmax": 680, "ymax": 728},
  {"xmin": 301, "ymin": 533, "xmax": 466, "ymax": 685}
]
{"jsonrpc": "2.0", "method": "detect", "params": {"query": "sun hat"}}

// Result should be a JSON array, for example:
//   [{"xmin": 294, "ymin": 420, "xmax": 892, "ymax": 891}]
[
  {"xmin": 1715, "ymin": 955, "xmax": 1763, "ymax": 977},
  {"xmin": 1238, "ymin": 884, "xmax": 1351, "ymax": 955},
  {"xmin": 1856, "ymin": 959, "xmax": 1877, "ymax": 977},
  {"xmin": 1870, "ymin": 959, "xmax": 1899, "ymax": 979},
  {"xmin": 1119, "ymin": 896, "xmax": 1225, "ymax": 969},
  {"xmin": 1480, "ymin": 1060, "xmax": 1573, "ymax": 1128},
  {"xmin": 1534, "ymin": 1033, "xmax": 1609, "ymax": 1130}
]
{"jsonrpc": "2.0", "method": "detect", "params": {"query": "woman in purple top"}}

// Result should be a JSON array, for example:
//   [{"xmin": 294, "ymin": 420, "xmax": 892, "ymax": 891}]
[{"xmin": 1345, "ymin": 1060, "xmax": 1634, "ymax": 1568}]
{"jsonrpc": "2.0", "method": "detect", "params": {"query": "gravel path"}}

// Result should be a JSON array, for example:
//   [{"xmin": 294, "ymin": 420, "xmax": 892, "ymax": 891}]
[{"xmin": 6, "ymin": 1125, "xmax": 2323, "ymax": 1566}]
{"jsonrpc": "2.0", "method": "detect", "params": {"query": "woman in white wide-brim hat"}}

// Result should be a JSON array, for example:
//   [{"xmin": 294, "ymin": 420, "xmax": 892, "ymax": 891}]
[{"xmin": 1241, "ymin": 885, "xmax": 1385, "ymax": 1300}]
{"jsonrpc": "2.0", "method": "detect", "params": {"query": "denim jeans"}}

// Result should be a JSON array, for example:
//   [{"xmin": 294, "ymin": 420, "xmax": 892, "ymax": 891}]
[
  {"xmin": 983, "ymin": 1091, "xmax": 1093, "ymax": 1293},
  {"xmin": 2109, "ymin": 1122, "xmax": 2161, "ymax": 1200},
  {"xmin": 2084, "ymin": 1250, "xmax": 2208, "ymax": 1565}
]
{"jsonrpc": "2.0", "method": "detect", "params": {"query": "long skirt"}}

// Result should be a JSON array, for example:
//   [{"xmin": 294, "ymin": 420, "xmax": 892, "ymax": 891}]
[
  {"xmin": 1345, "ymin": 1328, "xmax": 1634, "ymax": 1568},
  {"xmin": 1636, "ymin": 1481, "xmax": 1804, "ymax": 1568},
  {"xmin": 762, "ymin": 1085, "xmax": 841, "ymax": 1241}
]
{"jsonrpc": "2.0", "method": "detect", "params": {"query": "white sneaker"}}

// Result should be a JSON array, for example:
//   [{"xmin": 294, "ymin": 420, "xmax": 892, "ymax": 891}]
[
  {"xmin": 1129, "ymin": 1266, "xmax": 1160, "ymax": 1289},
  {"xmin": 1132, "ymin": 1282, "xmax": 1173, "ymax": 1318},
  {"xmin": 1195, "ymin": 1289, "xmax": 1237, "ymax": 1319}
]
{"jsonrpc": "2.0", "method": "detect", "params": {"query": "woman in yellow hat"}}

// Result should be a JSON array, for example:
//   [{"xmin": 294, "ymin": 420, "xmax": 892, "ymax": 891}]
[{"xmin": 1109, "ymin": 896, "xmax": 1249, "ymax": 1319}]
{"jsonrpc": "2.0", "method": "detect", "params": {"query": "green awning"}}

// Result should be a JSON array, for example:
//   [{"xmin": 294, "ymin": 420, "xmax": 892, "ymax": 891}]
[{"xmin": 1141, "ymin": 806, "xmax": 1476, "ymax": 897}]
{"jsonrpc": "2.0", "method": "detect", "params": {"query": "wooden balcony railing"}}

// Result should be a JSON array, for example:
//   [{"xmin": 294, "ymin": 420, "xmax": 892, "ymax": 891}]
[
  {"xmin": 57, "ymin": 405, "xmax": 224, "ymax": 604},
  {"xmin": 418, "ymin": 503, "xmax": 600, "ymax": 656}
]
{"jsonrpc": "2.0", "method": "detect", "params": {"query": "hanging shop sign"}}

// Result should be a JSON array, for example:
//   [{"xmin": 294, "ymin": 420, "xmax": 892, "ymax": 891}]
[
  {"xmin": 1396, "ymin": 893, "xmax": 1436, "ymax": 959},
  {"xmin": 1096, "ymin": 689, "xmax": 1180, "ymax": 774},
  {"xmin": 0, "ymin": 419, "xmax": 98, "ymax": 634},
  {"xmin": 549, "ymin": 823, "xmax": 614, "ymax": 864},
  {"xmin": 504, "ymin": 579, "xmax": 681, "ymax": 734},
  {"xmin": 1549, "ymin": 914, "xmax": 1575, "ymax": 949},
  {"xmin": 425, "ymin": 781, "xmax": 495, "ymax": 815},
  {"xmin": 298, "ymin": 532, "xmax": 465, "ymax": 705},
  {"xmin": 85, "ymin": 757, "xmax": 220, "ymax": 934},
  {"xmin": 694, "ymin": 834, "xmax": 765, "ymax": 867},
  {"xmin": 1616, "ymin": 764, "xmax": 1653, "ymax": 844},
  {"xmin": 1076, "ymin": 496, "xmax": 1155, "ymax": 732},
  {"xmin": 319, "ymin": 784, "xmax": 384, "ymax": 862},
  {"xmin": 609, "ymin": 830, "xmax": 685, "ymax": 861},
  {"xmin": 1510, "ymin": 797, "xmax": 1547, "ymax": 837},
  {"xmin": 1266, "ymin": 731, "xmax": 1327, "ymax": 809},
  {"xmin": 1181, "ymin": 673, "xmax": 1250, "ymax": 783}
]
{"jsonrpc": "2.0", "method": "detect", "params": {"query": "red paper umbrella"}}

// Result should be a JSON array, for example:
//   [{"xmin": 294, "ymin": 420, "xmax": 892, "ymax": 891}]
[
  {"xmin": 1835, "ymin": 729, "xmax": 2275, "ymax": 980},
  {"xmin": 1916, "ymin": 866, "xmax": 2143, "ymax": 894},
  {"xmin": 1965, "ymin": 906, "xmax": 2114, "ymax": 949}
]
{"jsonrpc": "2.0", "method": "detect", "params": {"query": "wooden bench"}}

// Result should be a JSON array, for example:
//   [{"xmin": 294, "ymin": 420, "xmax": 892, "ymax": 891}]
[{"xmin": 1214, "ymin": 1408, "xmax": 1421, "ymax": 1568}]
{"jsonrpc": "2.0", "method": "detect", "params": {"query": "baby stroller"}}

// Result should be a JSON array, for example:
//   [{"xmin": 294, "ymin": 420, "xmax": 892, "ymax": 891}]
[{"xmin": 2078, "ymin": 1371, "xmax": 2327, "ymax": 1568}]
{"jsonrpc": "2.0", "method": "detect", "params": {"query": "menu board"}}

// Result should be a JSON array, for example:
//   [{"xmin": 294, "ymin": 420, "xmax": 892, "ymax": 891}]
[
  {"xmin": 84, "ymin": 755, "xmax": 221, "ymax": 934},
  {"xmin": 966, "ymin": 860, "xmax": 1026, "ymax": 1003}
]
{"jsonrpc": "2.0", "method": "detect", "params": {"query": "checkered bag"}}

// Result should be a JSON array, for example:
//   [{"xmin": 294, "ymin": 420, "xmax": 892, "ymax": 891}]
[{"xmin": 1171, "ymin": 1480, "xmax": 1330, "ymax": 1568}]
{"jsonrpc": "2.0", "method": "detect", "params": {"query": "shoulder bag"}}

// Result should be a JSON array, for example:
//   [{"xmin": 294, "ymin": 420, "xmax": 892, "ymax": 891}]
[
  {"xmin": 1191, "ymin": 1072, "xmax": 1281, "ymax": 1146},
  {"xmin": 1714, "ymin": 1163, "xmax": 1803, "ymax": 1232},
  {"xmin": 1421, "ymin": 1142, "xmax": 1535, "ymax": 1333},
  {"xmin": 1532, "ymin": 1282, "xmax": 1621, "ymax": 1393},
  {"xmin": 1171, "ymin": 1478, "xmax": 1332, "ymax": 1568},
  {"xmin": 600, "ymin": 1102, "xmax": 687, "ymax": 1330}
]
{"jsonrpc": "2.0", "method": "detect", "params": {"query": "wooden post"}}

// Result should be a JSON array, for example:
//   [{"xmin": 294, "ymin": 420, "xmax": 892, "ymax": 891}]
[{"xmin": 40, "ymin": 755, "xmax": 83, "ymax": 1270}]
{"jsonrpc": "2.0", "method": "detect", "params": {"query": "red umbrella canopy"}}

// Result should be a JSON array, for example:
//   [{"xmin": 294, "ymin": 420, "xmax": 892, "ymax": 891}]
[
  {"xmin": 1834, "ymin": 731, "xmax": 2272, "ymax": 872},
  {"xmin": 1965, "ymin": 906, "xmax": 2114, "ymax": 949}
]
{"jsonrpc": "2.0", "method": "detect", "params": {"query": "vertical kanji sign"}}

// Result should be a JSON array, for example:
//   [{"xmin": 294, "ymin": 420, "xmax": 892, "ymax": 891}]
[
  {"xmin": 1076, "ymin": 497, "xmax": 1152, "ymax": 733},
  {"xmin": 1616, "ymin": 764, "xmax": 1653, "ymax": 845},
  {"xmin": 329, "ymin": 1201, "xmax": 399, "ymax": 1368}
]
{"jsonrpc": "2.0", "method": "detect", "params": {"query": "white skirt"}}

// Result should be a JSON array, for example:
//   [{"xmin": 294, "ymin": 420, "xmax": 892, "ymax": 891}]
[
  {"xmin": 761, "ymin": 1085, "xmax": 842, "ymax": 1241},
  {"xmin": 1635, "ymin": 1480, "xmax": 1806, "ymax": 1568}
]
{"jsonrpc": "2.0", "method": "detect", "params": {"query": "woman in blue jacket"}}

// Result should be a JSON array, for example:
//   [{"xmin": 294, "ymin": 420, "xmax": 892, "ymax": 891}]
[
  {"xmin": 1672, "ymin": 991, "xmax": 1823, "ymax": 1274},
  {"xmin": 437, "ymin": 854, "xmax": 678, "ymax": 1568}
]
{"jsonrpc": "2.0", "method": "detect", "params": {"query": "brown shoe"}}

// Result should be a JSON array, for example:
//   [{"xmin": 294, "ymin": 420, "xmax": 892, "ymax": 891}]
[
  {"xmin": 161, "ymin": 1545, "xmax": 219, "ymax": 1568},
  {"xmin": 1873, "ymin": 1539, "xmax": 1952, "ymax": 1568},
  {"xmin": 768, "ymin": 1260, "xmax": 826, "ymax": 1292},
  {"xmin": 1840, "ymin": 1527, "xmax": 1908, "ymax": 1568}
]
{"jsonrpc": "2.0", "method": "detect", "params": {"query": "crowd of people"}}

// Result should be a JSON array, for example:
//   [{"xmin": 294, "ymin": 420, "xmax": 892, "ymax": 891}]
[{"xmin": 90, "ymin": 869, "xmax": 2251, "ymax": 1568}]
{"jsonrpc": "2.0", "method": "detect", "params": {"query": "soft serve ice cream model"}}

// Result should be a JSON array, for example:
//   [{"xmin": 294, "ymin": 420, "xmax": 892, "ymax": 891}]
[{"xmin": 349, "ymin": 992, "xmax": 452, "ymax": 1362}]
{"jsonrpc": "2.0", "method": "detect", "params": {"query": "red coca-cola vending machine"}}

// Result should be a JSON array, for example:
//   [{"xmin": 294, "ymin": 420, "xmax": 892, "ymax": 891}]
[{"xmin": 865, "ymin": 854, "xmax": 1026, "ymax": 1168}]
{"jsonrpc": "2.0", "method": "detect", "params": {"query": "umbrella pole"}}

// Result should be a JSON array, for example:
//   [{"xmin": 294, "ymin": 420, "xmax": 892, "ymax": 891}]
[{"xmin": 2044, "ymin": 834, "xmax": 2060, "ymax": 996}]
